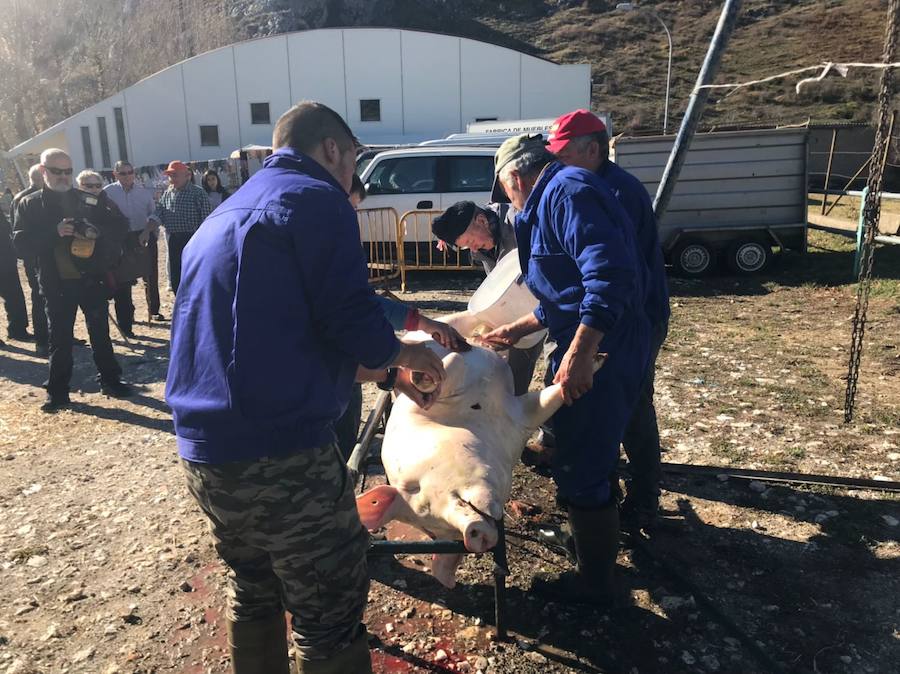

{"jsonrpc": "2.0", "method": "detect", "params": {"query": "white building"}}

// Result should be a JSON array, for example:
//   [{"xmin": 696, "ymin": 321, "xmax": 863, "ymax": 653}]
[{"xmin": 5, "ymin": 28, "xmax": 590, "ymax": 178}]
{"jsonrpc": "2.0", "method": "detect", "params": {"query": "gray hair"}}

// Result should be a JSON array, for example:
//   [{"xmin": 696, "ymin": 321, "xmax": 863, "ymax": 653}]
[
  {"xmin": 40, "ymin": 148, "xmax": 70, "ymax": 165},
  {"xmin": 27, "ymin": 163, "xmax": 43, "ymax": 185},
  {"xmin": 498, "ymin": 148, "xmax": 554, "ymax": 184},
  {"xmin": 114, "ymin": 160, "xmax": 133, "ymax": 172},
  {"xmin": 76, "ymin": 170, "xmax": 103, "ymax": 185}
]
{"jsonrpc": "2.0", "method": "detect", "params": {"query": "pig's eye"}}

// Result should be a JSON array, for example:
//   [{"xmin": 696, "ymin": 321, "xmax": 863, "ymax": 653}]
[{"xmin": 470, "ymin": 403, "xmax": 482, "ymax": 410}]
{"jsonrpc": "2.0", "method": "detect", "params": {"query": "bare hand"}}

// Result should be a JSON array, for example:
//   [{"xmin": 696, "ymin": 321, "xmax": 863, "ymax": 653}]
[
  {"xmin": 417, "ymin": 315, "xmax": 471, "ymax": 352},
  {"xmin": 395, "ymin": 368, "xmax": 441, "ymax": 410},
  {"xmin": 138, "ymin": 228, "xmax": 151, "ymax": 246},
  {"xmin": 435, "ymin": 239, "xmax": 450, "ymax": 253},
  {"xmin": 481, "ymin": 323, "xmax": 522, "ymax": 348},
  {"xmin": 393, "ymin": 342, "xmax": 445, "ymax": 384},
  {"xmin": 57, "ymin": 218, "xmax": 75, "ymax": 237},
  {"xmin": 553, "ymin": 347, "xmax": 597, "ymax": 405}
]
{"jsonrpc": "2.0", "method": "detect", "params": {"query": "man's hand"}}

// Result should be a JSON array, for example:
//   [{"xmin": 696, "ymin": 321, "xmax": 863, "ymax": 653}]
[
  {"xmin": 395, "ymin": 368, "xmax": 440, "ymax": 410},
  {"xmin": 393, "ymin": 342, "xmax": 445, "ymax": 384},
  {"xmin": 417, "ymin": 315, "xmax": 471, "ymax": 352},
  {"xmin": 553, "ymin": 323, "xmax": 605, "ymax": 405},
  {"xmin": 480, "ymin": 322, "xmax": 522, "ymax": 348},
  {"xmin": 138, "ymin": 227, "xmax": 151, "ymax": 246},
  {"xmin": 553, "ymin": 347, "xmax": 597, "ymax": 405},
  {"xmin": 435, "ymin": 239, "xmax": 450, "ymax": 253},
  {"xmin": 57, "ymin": 218, "xmax": 75, "ymax": 237}
]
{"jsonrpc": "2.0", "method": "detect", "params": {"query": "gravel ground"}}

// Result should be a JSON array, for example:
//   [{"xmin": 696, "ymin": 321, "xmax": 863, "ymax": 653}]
[{"xmin": 0, "ymin": 230, "xmax": 898, "ymax": 674}]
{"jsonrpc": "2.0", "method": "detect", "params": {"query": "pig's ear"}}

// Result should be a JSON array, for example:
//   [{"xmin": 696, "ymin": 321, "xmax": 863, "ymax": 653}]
[{"xmin": 356, "ymin": 485, "xmax": 401, "ymax": 530}]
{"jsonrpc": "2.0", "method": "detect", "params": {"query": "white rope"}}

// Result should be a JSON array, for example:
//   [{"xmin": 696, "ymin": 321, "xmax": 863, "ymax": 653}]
[{"xmin": 694, "ymin": 61, "xmax": 900, "ymax": 97}]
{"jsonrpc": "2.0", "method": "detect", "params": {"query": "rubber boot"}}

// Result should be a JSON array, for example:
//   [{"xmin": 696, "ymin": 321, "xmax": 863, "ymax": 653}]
[
  {"xmin": 295, "ymin": 631, "xmax": 372, "ymax": 674},
  {"xmin": 530, "ymin": 501, "xmax": 621, "ymax": 606},
  {"xmin": 227, "ymin": 613, "xmax": 290, "ymax": 674}
]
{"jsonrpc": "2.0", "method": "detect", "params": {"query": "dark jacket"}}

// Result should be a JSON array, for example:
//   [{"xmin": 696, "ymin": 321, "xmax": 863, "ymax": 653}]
[
  {"xmin": 514, "ymin": 161, "xmax": 650, "ymax": 357},
  {"xmin": 0, "ymin": 211, "xmax": 15, "ymax": 268},
  {"xmin": 10, "ymin": 185, "xmax": 39, "ymax": 228},
  {"xmin": 165, "ymin": 148, "xmax": 401, "ymax": 464},
  {"xmin": 597, "ymin": 160, "xmax": 670, "ymax": 332},
  {"xmin": 13, "ymin": 188, "xmax": 128, "ymax": 292}
]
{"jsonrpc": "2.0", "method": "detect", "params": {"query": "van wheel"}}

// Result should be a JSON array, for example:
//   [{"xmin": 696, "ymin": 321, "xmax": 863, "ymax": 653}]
[
  {"xmin": 672, "ymin": 239, "xmax": 714, "ymax": 277},
  {"xmin": 726, "ymin": 239, "xmax": 771, "ymax": 274}
]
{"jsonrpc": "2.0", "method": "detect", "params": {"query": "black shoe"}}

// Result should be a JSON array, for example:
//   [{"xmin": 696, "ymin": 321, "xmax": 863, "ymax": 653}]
[
  {"xmin": 100, "ymin": 380, "xmax": 134, "ymax": 398},
  {"xmin": 120, "ymin": 328, "xmax": 135, "ymax": 339},
  {"xmin": 35, "ymin": 343, "xmax": 49, "ymax": 358},
  {"xmin": 151, "ymin": 313, "xmax": 166, "ymax": 321},
  {"xmin": 8, "ymin": 330, "xmax": 34, "ymax": 341},
  {"xmin": 619, "ymin": 497, "xmax": 659, "ymax": 533},
  {"xmin": 41, "ymin": 392, "xmax": 71, "ymax": 412}
]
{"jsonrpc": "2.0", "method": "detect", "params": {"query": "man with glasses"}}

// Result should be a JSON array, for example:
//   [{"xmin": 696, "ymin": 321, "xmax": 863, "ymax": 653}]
[
  {"xmin": 155, "ymin": 160, "xmax": 211, "ymax": 294},
  {"xmin": 13, "ymin": 148, "xmax": 132, "ymax": 411},
  {"xmin": 104, "ymin": 161, "xmax": 163, "ymax": 333}
]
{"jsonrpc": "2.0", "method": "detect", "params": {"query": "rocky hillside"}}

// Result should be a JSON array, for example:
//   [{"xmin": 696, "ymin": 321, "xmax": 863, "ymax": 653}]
[{"xmin": 230, "ymin": 0, "xmax": 894, "ymax": 132}]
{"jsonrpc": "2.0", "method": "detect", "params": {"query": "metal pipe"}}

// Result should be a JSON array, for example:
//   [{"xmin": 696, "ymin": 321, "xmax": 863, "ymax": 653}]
[
  {"xmin": 493, "ymin": 519, "xmax": 509, "ymax": 641},
  {"xmin": 821, "ymin": 128, "xmax": 839, "ymax": 214},
  {"xmin": 653, "ymin": 0, "xmax": 743, "ymax": 220},
  {"xmin": 347, "ymin": 390, "xmax": 391, "ymax": 486}
]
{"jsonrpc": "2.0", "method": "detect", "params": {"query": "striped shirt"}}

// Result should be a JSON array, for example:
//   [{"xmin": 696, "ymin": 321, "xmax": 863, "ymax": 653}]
[
  {"xmin": 104, "ymin": 182, "xmax": 160, "ymax": 233},
  {"xmin": 155, "ymin": 183, "xmax": 211, "ymax": 235}
]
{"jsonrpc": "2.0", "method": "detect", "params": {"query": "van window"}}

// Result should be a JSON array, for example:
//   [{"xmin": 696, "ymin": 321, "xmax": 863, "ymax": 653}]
[
  {"xmin": 445, "ymin": 156, "xmax": 494, "ymax": 193},
  {"xmin": 366, "ymin": 157, "xmax": 437, "ymax": 194}
]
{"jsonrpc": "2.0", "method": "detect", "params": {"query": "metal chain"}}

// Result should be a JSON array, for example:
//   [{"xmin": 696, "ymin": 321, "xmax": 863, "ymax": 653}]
[{"xmin": 844, "ymin": 0, "xmax": 900, "ymax": 422}]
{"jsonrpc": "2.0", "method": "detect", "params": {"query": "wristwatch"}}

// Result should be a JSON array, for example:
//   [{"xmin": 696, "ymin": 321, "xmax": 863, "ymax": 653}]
[{"xmin": 377, "ymin": 367, "xmax": 399, "ymax": 391}]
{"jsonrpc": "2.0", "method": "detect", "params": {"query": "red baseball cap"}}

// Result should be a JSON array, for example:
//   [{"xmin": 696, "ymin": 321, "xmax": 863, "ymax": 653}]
[
  {"xmin": 546, "ymin": 110, "xmax": 607, "ymax": 153},
  {"xmin": 162, "ymin": 160, "xmax": 190, "ymax": 175}
]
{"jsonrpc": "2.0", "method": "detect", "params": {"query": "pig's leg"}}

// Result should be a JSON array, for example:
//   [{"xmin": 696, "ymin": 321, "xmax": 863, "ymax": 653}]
[
  {"xmin": 356, "ymin": 485, "xmax": 404, "ymax": 530},
  {"xmin": 431, "ymin": 553, "xmax": 464, "ymax": 589}
]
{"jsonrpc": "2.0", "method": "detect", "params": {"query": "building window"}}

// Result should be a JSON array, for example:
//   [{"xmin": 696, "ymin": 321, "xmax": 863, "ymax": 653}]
[
  {"xmin": 114, "ymin": 107, "xmax": 128, "ymax": 162},
  {"xmin": 250, "ymin": 102, "xmax": 270, "ymax": 125},
  {"xmin": 360, "ymin": 99, "xmax": 381, "ymax": 122},
  {"xmin": 80, "ymin": 126, "xmax": 94, "ymax": 168},
  {"xmin": 200, "ymin": 125, "xmax": 220, "ymax": 147},
  {"xmin": 97, "ymin": 117, "xmax": 111, "ymax": 168}
]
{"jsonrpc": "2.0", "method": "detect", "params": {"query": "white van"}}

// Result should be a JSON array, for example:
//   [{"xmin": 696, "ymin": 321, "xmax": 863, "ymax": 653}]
[{"xmin": 359, "ymin": 146, "xmax": 497, "ymax": 242}]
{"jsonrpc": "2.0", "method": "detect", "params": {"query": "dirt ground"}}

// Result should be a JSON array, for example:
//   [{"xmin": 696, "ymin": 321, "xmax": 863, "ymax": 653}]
[{"xmin": 1, "ymin": 229, "xmax": 898, "ymax": 674}]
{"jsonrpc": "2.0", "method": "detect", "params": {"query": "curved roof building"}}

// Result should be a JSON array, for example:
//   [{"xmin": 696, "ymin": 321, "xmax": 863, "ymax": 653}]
[{"xmin": 6, "ymin": 28, "xmax": 590, "ymax": 177}]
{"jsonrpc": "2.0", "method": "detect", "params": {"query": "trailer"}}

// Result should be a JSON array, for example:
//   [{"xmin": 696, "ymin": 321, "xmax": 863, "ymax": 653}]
[{"xmin": 612, "ymin": 128, "xmax": 809, "ymax": 275}]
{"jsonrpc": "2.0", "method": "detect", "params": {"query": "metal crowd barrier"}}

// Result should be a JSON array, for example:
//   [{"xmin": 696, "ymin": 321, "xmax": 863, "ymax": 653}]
[
  {"xmin": 397, "ymin": 210, "xmax": 479, "ymax": 291},
  {"xmin": 357, "ymin": 207, "xmax": 403, "ymax": 286}
]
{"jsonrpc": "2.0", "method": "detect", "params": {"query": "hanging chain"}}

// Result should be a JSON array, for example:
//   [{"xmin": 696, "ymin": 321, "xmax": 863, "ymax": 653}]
[{"xmin": 844, "ymin": 0, "xmax": 900, "ymax": 422}]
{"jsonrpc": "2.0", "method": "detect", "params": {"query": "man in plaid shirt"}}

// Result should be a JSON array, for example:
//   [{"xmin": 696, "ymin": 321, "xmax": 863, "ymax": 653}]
[{"xmin": 156, "ymin": 161, "xmax": 212, "ymax": 294}]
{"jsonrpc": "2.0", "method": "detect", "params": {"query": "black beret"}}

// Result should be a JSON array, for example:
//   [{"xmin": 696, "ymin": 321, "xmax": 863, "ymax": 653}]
[{"xmin": 431, "ymin": 201, "xmax": 476, "ymax": 244}]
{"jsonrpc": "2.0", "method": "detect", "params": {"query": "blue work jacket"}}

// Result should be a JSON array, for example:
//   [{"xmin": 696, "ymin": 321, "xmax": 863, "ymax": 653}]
[{"xmin": 166, "ymin": 149, "xmax": 400, "ymax": 463}]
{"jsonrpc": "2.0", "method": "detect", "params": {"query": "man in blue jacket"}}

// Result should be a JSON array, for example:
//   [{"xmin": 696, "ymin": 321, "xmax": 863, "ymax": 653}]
[
  {"xmin": 166, "ymin": 101, "xmax": 445, "ymax": 674},
  {"xmin": 483, "ymin": 134, "xmax": 650, "ymax": 605},
  {"xmin": 548, "ymin": 109, "xmax": 671, "ymax": 530}
]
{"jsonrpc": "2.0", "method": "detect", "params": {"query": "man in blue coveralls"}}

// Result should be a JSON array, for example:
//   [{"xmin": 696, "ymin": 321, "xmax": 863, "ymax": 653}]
[
  {"xmin": 166, "ymin": 101, "xmax": 446, "ymax": 674},
  {"xmin": 483, "ymin": 134, "xmax": 650, "ymax": 605},
  {"xmin": 548, "ymin": 109, "xmax": 671, "ymax": 530}
]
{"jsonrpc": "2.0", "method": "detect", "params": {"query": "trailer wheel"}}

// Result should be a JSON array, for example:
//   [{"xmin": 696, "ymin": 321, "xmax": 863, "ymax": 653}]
[
  {"xmin": 726, "ymin": 239, "xmax": 771, "ymax": 274},
  {"xmin": 672, "ymin": 239, "xmax": 714, "ymax": 277}
]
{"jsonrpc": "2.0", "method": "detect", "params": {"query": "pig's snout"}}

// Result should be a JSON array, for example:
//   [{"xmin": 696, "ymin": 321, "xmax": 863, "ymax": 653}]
[
  {"xmin": 411, "ymin": 371, "xmax": 438, "ymax": 393},
  {"xmin": 463, "ymin": 519, "xmax": 498, "ymax": 553}
]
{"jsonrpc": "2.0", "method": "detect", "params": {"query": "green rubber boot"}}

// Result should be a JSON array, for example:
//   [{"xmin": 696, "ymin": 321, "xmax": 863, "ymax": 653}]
[
  {"xmin": 227, "ymin": 613, "xmax": 290, "ymax": 674},
  {"xmin": 295, "ymin": 631, "xmax": 372, "ymax": 674}
]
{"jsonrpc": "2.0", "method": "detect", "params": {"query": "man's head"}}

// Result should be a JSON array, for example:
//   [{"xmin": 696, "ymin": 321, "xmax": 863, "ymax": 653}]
[
  {"xmin": 27, "ymin": 163, "xmax": 44, "ymax": 189},
  {"xmin": 114, "ymin": 161, "xmax": 135, "ymax": 190},
  {"xmin": 432, "ymin": 201, "xmax": 495, "ymax": 252},
  {"xmin": 492, "ymin": 134, "xmax": 554, "ymax": 211},
  {"xmin": 349, "ymin": 173, "xmax": 367, "ymax": 208},
  {"xmin": 546, "ymin": 109, "xmax": 609, "ymax": 172},
  {"xmin": 163, "ymin": 161, "xmax": 193, "ymax": 190},
  {"xmin": 39, "ymin": 148, "xmax": 73, "ymax": 193},
  {"xmin": 273, "ymin": 101, "xmax": 359, "ymax": 193},
  {"xmin": 76, "ymin": 170, "xmax": 104, "ymax": 195}
]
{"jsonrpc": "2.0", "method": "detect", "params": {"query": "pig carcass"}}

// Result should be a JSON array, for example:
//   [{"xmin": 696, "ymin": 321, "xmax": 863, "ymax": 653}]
[{"xmin": 356, "ymin": 324, "xmax": 603, "ymax": 588}]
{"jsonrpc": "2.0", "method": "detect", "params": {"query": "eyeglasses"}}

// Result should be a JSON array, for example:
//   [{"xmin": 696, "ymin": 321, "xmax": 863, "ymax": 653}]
[
  {"xmin": 116, "ymin": 170, "xmax": 134, "ymax": 176},
  {"xmin": 44, "ymin": 166, "xmax": 73, "ymax": 176},
  {"xmin": 82, "ymin": 183, "xmax": 102, "ymax": 189}
]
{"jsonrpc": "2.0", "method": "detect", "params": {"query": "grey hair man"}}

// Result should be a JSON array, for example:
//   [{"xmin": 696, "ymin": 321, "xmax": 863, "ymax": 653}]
[
  {"xmin": 104, "ymin": 160, "xmax": 164, "ymax": 333},
  {"xmin": 10, "ymin": 164, "xmax": 47, "ymax": 352},
  {"xmin": 482, "ymin": 133, "xmax": 651, "ymax": 607},
  {"xmin": 13, "ymin": 148, "xmax": 132, "ymax": 411}
]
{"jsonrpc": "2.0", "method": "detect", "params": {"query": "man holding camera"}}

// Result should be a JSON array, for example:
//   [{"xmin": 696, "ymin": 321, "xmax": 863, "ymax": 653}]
[{"xmin": 13, "ymin": 148, "xmax": 132, "ymax": 411}]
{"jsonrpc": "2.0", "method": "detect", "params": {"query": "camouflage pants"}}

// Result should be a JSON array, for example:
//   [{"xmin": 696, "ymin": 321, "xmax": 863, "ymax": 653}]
[{"xmin": 182, "ymin": 444, "xmax": 370, "ymax": 660}]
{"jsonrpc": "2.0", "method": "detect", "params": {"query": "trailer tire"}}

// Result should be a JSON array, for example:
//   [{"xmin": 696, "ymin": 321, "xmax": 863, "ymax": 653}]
[
  {"xmin": 672, "ymin": 239, "xmax": 714, "ymax": 277},
  {"xmin": 726, "ymin": 239, "xmax": 771, "ymax": 275}
]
